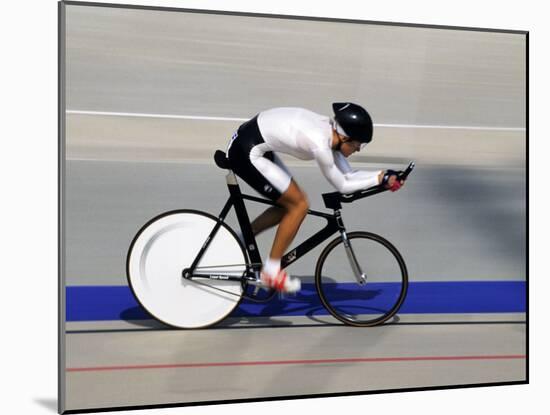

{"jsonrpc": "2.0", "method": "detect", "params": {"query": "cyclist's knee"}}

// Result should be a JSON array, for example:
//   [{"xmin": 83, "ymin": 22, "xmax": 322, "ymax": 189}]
[
  {"xmin": 278, "ymin": 181, "xmax": 308, "ymax": 212},
  {"xmin": 286, "ymin": 193, "xmax": 308, "ymax": 219},
  {"xmin": 297, "ymin": 195, "xmax": 309, "ymax": 215}
]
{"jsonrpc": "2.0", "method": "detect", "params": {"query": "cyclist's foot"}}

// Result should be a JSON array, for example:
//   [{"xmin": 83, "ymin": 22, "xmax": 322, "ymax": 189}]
[{"xmin": 260, "ymin": 269, "xmax": 301, "ymax": 293}]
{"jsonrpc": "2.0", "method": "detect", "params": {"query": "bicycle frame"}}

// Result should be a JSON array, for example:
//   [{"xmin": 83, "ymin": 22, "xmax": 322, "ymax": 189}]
[
  {"xmin": 184, "ymin": 171, "xmax": 347, "ymax": 282},
  {"xmin": 184, "ymin": 153, "xmax": 416, "ymax": 284}
]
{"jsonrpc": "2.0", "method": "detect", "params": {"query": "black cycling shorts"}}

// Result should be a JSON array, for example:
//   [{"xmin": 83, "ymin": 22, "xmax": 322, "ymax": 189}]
[{"xmin": 226, "ymin": 116, "xmax": 291, "ymax": 201}]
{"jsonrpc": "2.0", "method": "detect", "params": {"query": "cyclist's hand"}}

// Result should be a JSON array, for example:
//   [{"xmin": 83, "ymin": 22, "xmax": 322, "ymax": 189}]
[
  {"xmin": 387, "ymin": 175, "xmax": 404, "ymax": 192},
  {"xmin": 382, "ymin": 170, "xmax": 405, "ymax": 192}
]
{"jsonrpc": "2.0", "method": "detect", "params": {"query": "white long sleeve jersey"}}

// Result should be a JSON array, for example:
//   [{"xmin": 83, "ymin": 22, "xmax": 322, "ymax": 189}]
[{"xmin": 256, "ymin": 107, "xmax": 381, "ymax": 194}]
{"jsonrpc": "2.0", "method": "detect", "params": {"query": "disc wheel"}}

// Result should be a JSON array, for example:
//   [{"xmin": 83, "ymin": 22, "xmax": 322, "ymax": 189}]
[{"xmin": 127, "ymin": 210, "xmax": 247, "ymax": 329}]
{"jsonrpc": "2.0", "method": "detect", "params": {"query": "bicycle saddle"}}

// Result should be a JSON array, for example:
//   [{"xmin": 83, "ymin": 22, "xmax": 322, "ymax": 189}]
[{"xmin": 214, "ymin": 150, "xmax": 231, "ymax": 169}]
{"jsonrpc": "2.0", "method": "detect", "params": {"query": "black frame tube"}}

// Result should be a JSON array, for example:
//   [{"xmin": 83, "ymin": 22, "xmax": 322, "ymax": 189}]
[
  {"xmin": 188, "ymin": 167, "xmax": 409, "ymax": 279},
  {"xmin": 188, "ymin": 197, "xmax": 234, "ymax": 274},
  {"xmin": 189, "ymin": 191, "xmax": 344, "ymax": 278},
  {"xmin": 281, "ymin": 217, "xmax": 340, "ymax": 268}
]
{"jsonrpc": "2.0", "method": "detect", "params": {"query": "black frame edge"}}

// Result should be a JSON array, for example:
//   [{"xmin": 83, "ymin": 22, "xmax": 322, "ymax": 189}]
[
  {"xmin": 58, "ymin": 1, "xmax": 67, "ymax": 414},
  {"xmin": 525, "ymin": 30, "xmax": 529, "ymax": 385},
  {"xmin": 62, "ymin": 0, "xmax": 528, "ymax": 35}
]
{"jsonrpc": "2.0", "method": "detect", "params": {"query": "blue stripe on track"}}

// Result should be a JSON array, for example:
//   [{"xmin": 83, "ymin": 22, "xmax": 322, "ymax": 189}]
[{"xmin": 66, "ymin": 281, "xmax": 525, "ymax": 322}]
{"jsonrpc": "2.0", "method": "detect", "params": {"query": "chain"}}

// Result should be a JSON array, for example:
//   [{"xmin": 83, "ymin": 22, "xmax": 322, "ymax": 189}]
[
  {"xmin": 184, "ymin": 277, "xmax": 243, "ymax": 299},
  {"xmin": 192, "ymin": 263, "xmax": 257, "ymax": 270},
  {"xmin": 185, "ymin": 263, "xmax": 276, "ymax": 303}
]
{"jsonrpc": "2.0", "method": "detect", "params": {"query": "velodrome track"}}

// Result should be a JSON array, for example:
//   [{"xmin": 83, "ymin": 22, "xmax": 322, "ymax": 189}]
[
  {"xmin": 60, "ymin": 4, "xmax": 526, "ymax": 412},
  {"xmin": 62, "ymin": 158, "xmax": 526, "ymax": 411}
]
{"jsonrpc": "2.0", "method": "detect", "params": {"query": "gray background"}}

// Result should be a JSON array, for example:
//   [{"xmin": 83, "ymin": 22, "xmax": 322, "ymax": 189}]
[{"xmin": 66, "ymin": 6, "xmax": 525, "ymax": 127}]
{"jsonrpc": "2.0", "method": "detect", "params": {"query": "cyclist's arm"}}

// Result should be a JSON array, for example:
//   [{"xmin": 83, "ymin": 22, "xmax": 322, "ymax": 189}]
[
  {"xmin": 313, "ymin": 148, "xmax": 382, "ymax": 193},
  {"xmin": 333, "ymin": 151, "xmax": 385, "ymax": 182},
  {"xmin": 332, "ymin": 150, "xmax": 353, "ymax": 174}
]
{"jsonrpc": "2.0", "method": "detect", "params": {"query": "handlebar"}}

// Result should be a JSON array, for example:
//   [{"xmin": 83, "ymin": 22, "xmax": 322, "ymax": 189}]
[
  {"xmin": 399, "ymin": 161, "xmax": 415, "ymax": 181},
  {"xmin": 322, "ymin": 161, "xmax": 415, "ymax": 210}
]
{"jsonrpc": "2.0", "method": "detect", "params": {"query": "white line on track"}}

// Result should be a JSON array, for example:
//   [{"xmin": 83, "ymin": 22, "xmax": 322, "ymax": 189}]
[
  {"xmin": 66, "ymin": 110, "xmax": 247, "ymax": 122},
  {"xmin": 66, "ymin": 110, "xmax": 526, "ymax": 132}
]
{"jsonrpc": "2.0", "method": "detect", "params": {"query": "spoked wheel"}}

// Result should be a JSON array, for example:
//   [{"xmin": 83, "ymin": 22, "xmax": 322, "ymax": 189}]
[
  {"xmin": 315, "ymin": 231, "xmax": 408, "ymax": 327},
  {"xmin": 126, "ymin": 210, "xmax": 247, "ymax": 329}
]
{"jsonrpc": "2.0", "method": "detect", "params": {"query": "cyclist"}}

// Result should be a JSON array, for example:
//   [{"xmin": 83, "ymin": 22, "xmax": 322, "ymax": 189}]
[{"xmin": 226, "ymin": 102, "xmax": 404, "ymax": 293}]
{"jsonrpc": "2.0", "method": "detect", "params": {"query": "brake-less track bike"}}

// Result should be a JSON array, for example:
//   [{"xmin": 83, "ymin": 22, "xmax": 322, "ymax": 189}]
[{"xmin": 126, "ymin": 150, "xmax": 415, "ymax": 329}]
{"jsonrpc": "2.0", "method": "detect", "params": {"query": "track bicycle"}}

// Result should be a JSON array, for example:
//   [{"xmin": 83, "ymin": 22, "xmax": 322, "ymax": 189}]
[{"xmin": 126, "ymin": 150, "xmax": 415, "ymax": 329}]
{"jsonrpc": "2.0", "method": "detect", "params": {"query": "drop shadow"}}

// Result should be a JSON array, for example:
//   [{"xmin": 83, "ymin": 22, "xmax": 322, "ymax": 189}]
[{"xmin": 34, "ymin": 398, "xmax": 57, "ymax": 412}]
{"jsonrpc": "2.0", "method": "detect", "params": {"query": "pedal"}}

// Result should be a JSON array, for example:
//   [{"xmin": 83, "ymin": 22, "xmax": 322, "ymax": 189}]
[{"xmin": 251, "ymin": 271, "xmax": 263, "ymax": 295}]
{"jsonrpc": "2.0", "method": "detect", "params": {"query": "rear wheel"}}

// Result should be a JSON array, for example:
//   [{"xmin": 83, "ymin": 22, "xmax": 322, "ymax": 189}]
[
  {"xmin": 315, "ymin": 231, "xmax": 408, "ymax": 327},
  {"xmin": 127, "ymin": 210, "xmax": 247, "ymax": 329}
]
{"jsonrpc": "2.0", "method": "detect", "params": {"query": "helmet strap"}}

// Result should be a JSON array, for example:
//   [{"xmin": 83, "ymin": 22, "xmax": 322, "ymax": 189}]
[
  {"xmin": 332, "ymin": 118, "xmax": 349, "ymax": 138},
  {"xmin": 331, "ymin": 128, "xmax": 342, "ymax": 151},
  {"xmin": 331, "ymin": 119, "xmax": 349, "ymax": 152}
]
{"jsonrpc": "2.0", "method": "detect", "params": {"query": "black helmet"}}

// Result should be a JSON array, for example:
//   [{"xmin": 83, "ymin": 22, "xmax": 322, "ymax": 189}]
[{"xmin": 332, "ymin": 102, "xmax": 373, "ymax": 144}]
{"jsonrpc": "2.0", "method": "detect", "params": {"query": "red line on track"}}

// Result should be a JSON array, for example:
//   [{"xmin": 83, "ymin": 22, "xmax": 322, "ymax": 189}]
[{"xmin": 66, "ymin": 355, "xmax": 526, "ymax": 373}]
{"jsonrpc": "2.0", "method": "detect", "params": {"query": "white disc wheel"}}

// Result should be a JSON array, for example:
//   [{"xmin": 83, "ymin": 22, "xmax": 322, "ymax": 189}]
[{"xmin": 127, "ymin": 210, "xmax": 246, "ymax": 329}]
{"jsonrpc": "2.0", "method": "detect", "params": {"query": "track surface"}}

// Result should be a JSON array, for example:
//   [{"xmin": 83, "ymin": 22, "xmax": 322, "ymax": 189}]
[
  {"xmin": 62, "ymin": 160, "xmax": 526, "ymax": 411},
  {"xmin": 64, "ymin": 161, "xmax": 525, "ymax": 285},
  {"xmin": 65, "ymin": 316, "xmax": 525, "ymax": 410}
]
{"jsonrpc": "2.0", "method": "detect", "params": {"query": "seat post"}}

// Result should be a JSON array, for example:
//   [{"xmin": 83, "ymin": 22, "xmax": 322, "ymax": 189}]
[{"xmin": 226, "ymin": 171, "xmax": 238, "ymax": 186}]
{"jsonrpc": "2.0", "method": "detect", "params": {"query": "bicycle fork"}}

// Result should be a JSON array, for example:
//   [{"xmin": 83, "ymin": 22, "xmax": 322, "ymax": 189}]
[{"xmin": 335, "ymin": 210, "xmax": 367, "ymax": 285}]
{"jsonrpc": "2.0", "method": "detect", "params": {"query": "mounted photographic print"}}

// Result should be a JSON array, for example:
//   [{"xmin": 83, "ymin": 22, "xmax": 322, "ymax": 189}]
[{"xmin": 58, "ymin": 1, "xmax": 527, "ymax": 413}]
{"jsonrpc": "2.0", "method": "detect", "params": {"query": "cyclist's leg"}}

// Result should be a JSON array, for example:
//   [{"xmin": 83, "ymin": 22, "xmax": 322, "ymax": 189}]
[
  {"xmin": 251, "ymin": 206, "xmax": 285, "ymax": 236},
  {"xmin": 269, "ymin": 179, "xmax": 309, "ymax": 259},
  {"xmin": 228, "ymin": 162, "xmax": 303, "ymax": 291},
  {"xmin": 257, "ymin": 180, "xmax": 306, "ymax": 292},
  {"xmin": 246, "ymin": 149, "xmax": 308, "ymax": 253},
  {"xmin": 232, "ymin": 155, "xmax": 304, "ymax": 291},
  {"xmin": 226, "ymin": 118, "xmax": 302, "ymax": 292},
  {"xmin": 250, "ymin": 153, "xmax": 290, "ymax": 235}
]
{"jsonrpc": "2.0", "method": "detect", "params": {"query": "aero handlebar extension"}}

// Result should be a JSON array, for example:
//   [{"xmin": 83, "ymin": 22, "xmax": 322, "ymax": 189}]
[{"xmin": 322, "ymin": 161, "xmax": 415, "ymax": 210}]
